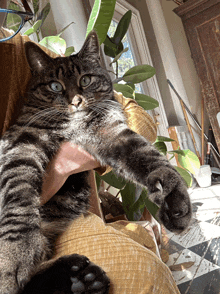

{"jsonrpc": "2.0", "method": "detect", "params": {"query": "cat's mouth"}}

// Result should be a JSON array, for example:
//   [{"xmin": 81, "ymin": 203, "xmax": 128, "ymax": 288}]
[{"xmin": 68, "ymin": 104, "xmax": 86, "ymax": 113}]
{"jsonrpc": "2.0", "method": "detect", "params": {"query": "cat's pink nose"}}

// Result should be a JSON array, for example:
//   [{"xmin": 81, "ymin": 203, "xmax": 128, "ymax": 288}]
[{"xmin": 72, "ymin": 96, "xmax": 83, "ymax": 108}]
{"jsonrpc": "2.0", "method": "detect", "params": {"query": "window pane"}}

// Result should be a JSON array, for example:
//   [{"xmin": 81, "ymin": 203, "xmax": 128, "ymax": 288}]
[{"xmin": 108, "ymin": 20, "xmax": 143, "ymax": 93}]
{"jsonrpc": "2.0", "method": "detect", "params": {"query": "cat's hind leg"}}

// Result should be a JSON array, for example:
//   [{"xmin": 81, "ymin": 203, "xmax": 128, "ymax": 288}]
[{"xmin": 21, "ymin": 254, "xmax": 110, "ymax": 294}]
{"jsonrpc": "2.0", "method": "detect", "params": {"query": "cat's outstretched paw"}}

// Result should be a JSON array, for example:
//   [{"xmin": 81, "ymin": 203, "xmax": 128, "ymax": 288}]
[
  {"xmin": 22, "ymin": 254, "xmax": 110, "ymax": 294},
  {"xmin": 146, "ymin": 167, "xmax": 192, "ymax": 233}
]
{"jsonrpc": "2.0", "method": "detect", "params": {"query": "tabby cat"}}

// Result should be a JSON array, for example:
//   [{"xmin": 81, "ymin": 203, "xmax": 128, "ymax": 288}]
[{"xmin": 0, "ymin": 31, "xmax": 192, "ymax": 294}]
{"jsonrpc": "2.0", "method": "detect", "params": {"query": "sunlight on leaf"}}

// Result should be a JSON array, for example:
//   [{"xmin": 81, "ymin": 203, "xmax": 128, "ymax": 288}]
[
  {"xmin": 39, "ymin": 36, "xmax": 66, "ymax": 55},
  {"xmin": 23, "ymin": 20, "xmax": 42, "ymax": 36},
  {"xmin": 86, "ymin": 0, "xmax": 117, "ymax": 45},
  {"xmin": 178, "ymin": 149, "xmax": 200, "ymax": 175}
]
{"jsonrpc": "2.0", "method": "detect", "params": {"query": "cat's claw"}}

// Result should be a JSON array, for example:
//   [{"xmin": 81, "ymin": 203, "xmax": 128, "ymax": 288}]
[{"xmin": 22, "ymin": 254, "xmax": 110, "ymax": 294}]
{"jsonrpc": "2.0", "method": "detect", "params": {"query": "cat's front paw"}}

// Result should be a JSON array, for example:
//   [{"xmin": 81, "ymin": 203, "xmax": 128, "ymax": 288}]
[
  {"xmin": 22, "ymin": 254, "xmax": 110, "ymax": 294},
  {"xmin": 147, "ymin": 167, "xmax": 192, "ymax": 233},
  {"xmin": 0, "ymin": 233, "xmax": 45, "ymax": 294},
  {"xmin": 159, "ymin": 184, "xmax": 192, "ymax": 233}
]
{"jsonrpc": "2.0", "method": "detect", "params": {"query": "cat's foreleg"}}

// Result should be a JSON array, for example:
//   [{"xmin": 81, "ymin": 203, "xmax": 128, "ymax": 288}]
[
  {"xmin": 0, "ymin": 148, "xmax": 50, "ymax": 294},
  {"xmin": 94, "ymin": 127, "xmax": 192, "ymax": 232}
]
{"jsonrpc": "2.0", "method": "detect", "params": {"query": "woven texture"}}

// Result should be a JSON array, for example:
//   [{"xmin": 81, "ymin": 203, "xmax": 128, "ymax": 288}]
[
  {"xmin": 114, "ymin": 91, "xmax": 157, "ymax": 143},
  {"xmin": 55, "ymin": 213, "xmax": 180, "ymax": 294}
]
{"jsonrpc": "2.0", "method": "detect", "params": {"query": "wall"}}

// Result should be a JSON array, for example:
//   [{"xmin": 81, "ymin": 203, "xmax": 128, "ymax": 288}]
[
  {"xmin": 41, "ymin": 0, "xmax": 88, "ymax": 53},
  {"xmin": 159, "ymin": 0, "xmax": 209, "ymax": 133}
]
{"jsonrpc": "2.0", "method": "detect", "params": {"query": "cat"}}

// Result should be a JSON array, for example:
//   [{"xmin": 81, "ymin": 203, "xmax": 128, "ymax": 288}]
[{"xmin": 0, "ymin": 31, "xmax": 192, "ymax": 294}]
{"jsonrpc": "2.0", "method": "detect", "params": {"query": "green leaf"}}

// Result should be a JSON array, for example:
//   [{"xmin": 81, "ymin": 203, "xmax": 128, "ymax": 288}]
[
  {"xmin": 126, "ymin": 82, "xmax": 135, "ymax": 91},
  {"xmin": 86, "ymin": 0, "xmax": 117, "ymax": 45},
  {"xmin": 112, "ymin": 10, "xmax": 132, "ymax": 45},
  {"xmin": 110, "ymin": 47, "xmax": 129, "ymax": 65},
  {"xmin": 123, "ymin": 187, "xmax": 159, "ymax": 221},
  {"xmin": 104, "ymin": 44, "xmax": 116, "ymax": 58},
  {"xmin": 121, "ymin": 184, "xmax": 159, "ymax": 221},
  {"xmin": 123, "ymin": 65, "xmax": 156, "ymax": 84},
  {"xmin": 174, "ymin": 166, "xmax": 192, "ymax": 187},
  {"xmin": 23, "ymin": 27, "xmax": 35, "ymax": 36},
  {"xmin": 95, "ymin": 172, "xmax": 102, "ymax": 191},
  {"xmin": 37, "ymin": 3, "xmax": 51, "ymax": 28},
  {"xmin": 142, "ymin": 190, "xmax": 159, "ymax": 218},
  {"xmin": 114, "ymin": 83, "xmax": 134, "ymax": 94},
  {"xmin": 121, "ymin": 182, "xmax": 136, "ymax": 220},
  {"xmin": 32, "ymin": 20, "xmax": 42, "ymax": 32},
  {"xmin": 113, "ymin": 84, "xmax": 134, "ymax": 98},
  {"xmin": 100, "ymin": 171, "xmax": 127, "ymax": 189},
  {"xmin": 135, "ymin": 93, "xmax": 159, "ymax": 110},
  {"xmin": 178, "ymin": 149, "xmax": 200, "ymax": 174},
  {"xmin": 154, "ymin": 142, "xmax": 167, "ymax": 155},
  {"xmin": 39, "ymin": 36, "xmax": 66, "ymax": 55},
  {"xmin": 103, "ymin": 35, "xmax": 118, "ymax": 50},
  {"xmin": 56, "ymin": 22, "xmax": 75, "ymax": 37},
  {"xmin": 33, "ymin": 0, "xmax": 39, "ymax": 14},
  {"xmin": 104, "ymin": 37, "xmax": 123, "ymax": 58},
  {"xmin": 65, "ymin": 46, "xmax": 75, "ymax": 56},
  {"xmin": 23, "ymin": 20, "xmax": 42, "ymax": 36},
  {"xmin": 155, "ymin": 136, "xmax": 175, "ymax": 143},
  {"xmin": 168, "ymin": 150, "xmax": 185, "ymax": 156}
]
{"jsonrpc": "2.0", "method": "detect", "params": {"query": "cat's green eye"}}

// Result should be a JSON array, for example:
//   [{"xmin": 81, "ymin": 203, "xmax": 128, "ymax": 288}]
[
  {"xmin": 50, "ymin": 82, "xmax": 63, "ymax": 92},
  {"xmin": 80, "ymin": 75, "xmax": 91, "ymax": 87}
]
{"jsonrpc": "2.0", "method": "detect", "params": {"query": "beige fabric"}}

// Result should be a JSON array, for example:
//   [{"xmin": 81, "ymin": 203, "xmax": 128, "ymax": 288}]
[{"xmin": 55, "ymin": 213, "xmax": 180, "ymax": 294}]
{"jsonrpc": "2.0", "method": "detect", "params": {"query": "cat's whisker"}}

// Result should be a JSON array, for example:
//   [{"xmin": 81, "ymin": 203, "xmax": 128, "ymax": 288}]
[
  {"xmin": 24, "ymin": 108, "xmax": 59, "ymax": 127},
  {"xmin": 88, "ymin": 103, "xmax": 116, "ymax": 115}
]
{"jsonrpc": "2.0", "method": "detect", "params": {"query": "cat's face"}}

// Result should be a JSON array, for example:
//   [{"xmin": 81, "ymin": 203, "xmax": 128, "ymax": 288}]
[{"xmin": 25, "ymin": 32, "xmax": 113, "ymax": 118}]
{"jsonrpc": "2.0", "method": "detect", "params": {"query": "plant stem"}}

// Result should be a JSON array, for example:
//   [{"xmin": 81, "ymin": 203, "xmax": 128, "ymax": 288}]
[
  {"xmin": 116, "ymin": 60, "xmax": 119, "ymax": 78},
  {"xmin": 108, "ymin": 70, "xmax": 116, "ymax": 76},
  {"xmin": 169, "ymin": 154, "xmax": 175, "ymax": 161},
  {"xmin": 36, "ymin": 31, "xmax": 40, "ymax": 43},
  {"xmin": 112, "ymin": 77, "xmax": 124, "ymax": 84},
  {"xmin": 105, "ymin": 185, "xmax": 111, "ymax": 191}
]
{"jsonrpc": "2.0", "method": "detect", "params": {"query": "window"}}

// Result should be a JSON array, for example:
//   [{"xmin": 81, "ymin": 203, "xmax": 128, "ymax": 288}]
[{"xmin": 108, "ymin": 19, "xmax": 142, "ymax": 93}]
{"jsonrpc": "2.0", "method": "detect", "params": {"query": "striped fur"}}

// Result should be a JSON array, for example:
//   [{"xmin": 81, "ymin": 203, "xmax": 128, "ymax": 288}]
[{"xmin": 0, "ymin": 32, "xmax": 191, "ymax": 293}]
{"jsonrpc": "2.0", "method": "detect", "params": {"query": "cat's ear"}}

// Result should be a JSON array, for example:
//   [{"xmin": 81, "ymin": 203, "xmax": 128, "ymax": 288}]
[
  {"xmin": 78, "ymin": 31, "xmax": 100, "ymax": 60},
  {"xmin": 25, "ymin": 42, "xmax": 53, "ymax": 73}
]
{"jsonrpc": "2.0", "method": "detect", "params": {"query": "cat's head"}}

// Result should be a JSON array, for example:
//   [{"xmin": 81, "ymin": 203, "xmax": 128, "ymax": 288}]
[{"xmin": 24, "ymin": 31, "xmax": 113, "ymax": 117}]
